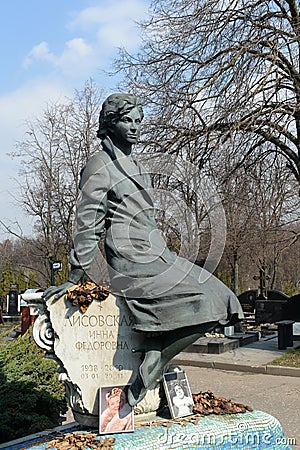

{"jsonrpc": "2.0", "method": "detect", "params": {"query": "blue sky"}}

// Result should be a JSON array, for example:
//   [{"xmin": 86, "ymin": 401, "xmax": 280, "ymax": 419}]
[{"xmin": 0, "ymin": 0, "xmax": 150, "ymax": 238}]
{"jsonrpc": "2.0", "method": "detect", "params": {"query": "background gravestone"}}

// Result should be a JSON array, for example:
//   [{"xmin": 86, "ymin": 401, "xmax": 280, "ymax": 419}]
[{"xmin": 7, "ymin": 284, "xmax": 19, "ymax": 315}]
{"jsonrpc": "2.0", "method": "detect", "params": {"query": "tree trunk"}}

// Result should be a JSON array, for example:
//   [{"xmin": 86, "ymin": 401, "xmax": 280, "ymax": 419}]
[{"xmin": 232, "ymin": 252, "xmax": 239, "ymax": 295}]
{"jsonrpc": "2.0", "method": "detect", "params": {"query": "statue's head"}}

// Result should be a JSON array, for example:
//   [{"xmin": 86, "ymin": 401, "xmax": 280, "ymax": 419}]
[{"xmin": 97, "ymin": 93, "xmax": 144, "ymax": 140}]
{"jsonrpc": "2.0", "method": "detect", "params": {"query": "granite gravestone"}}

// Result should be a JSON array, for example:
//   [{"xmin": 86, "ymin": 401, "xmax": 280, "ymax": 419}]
[{"xmin": 7, "ymin": 284, "xmax": 19, "ymax": 315}]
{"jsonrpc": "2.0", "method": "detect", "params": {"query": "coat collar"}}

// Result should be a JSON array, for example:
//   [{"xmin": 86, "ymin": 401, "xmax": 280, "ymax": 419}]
[{"xmin": 102, "ymin": 137, "xmax": 151, "ymax": 197}]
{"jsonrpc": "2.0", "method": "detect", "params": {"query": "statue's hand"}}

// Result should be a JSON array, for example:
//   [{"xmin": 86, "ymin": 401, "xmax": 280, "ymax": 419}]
[{"xmin": 42, "ymin": 282, "xmax": 75, "ymax": 302}]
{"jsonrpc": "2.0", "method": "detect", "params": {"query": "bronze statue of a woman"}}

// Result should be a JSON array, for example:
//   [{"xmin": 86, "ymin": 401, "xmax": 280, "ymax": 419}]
[{"xmin": 44, "ymin": 93, "xmax": 243, "ymax": 406}]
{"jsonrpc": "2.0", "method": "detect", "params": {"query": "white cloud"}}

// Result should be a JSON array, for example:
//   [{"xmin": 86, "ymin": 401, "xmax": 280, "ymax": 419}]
[
  {"xmin": 24, "ymin": 38, "xmax": 95, "ymax": 79},
  {"xmin": 57, "ymin": 38, "xmax": 95, "ymax": 76},
  {"xmin": 69, "ymin": 0, "xmax": 148, "ymax": 50},
  {"xmin": 0, "ymin": 79, "xmax": 70, "ymax": 127},
  {"xmin": 23, "ymin": 1, "xmax": 148, "ymax": 82},
  {"xmin": 23, "ymin": 41, "xmax": 56, "ymax": 68}
]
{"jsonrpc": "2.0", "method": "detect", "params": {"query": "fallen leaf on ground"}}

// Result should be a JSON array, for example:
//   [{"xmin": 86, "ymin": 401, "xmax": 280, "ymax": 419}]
[{"xmin": 46, "ymin": 432, "xmax": 115, "ymax": 449}]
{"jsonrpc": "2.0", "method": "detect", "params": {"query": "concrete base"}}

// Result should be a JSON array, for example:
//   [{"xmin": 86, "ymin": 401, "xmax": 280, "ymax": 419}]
[
  {"xmin": 227, "ymin": 332, "xmax": 260, "ymax": 347},
  {"xmin": 185, "ymin": 332, "xmax": 260, "ymax": 355},
  {"xmin": 184, "ymin": 337, "xmax": 239, "ymax": 354},
  {"xmin": 185, "ymin": 332, "xmax": 259, "ymax": 355},
  {"xmin": 185, "ymin": 337, "xmax": 239, "ymax": 354}
]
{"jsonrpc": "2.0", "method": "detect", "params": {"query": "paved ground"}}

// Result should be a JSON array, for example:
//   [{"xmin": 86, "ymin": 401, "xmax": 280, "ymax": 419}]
[
  {"xmin": 182, "ymin": 365, "xmax": 300, "ymax": 446},
  {"xmin": 175, "ymin": 333, "xmax": 300, "ymax": 373},
  {"xmin": 172, "ymin": 334, "xmax": 300, "ymax": 447}
]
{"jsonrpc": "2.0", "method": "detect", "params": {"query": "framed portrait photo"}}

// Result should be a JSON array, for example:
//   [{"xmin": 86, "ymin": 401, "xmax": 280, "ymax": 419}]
[
  {"xmin": 99, "ymin": 384, "xmax": 134, "ymax": 434},
  {"xmin": 163, "ymin": 371, "xmax": 194, "ymax": 419}
]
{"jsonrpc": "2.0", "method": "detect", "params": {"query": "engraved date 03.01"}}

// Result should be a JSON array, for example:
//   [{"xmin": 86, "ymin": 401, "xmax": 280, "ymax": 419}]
[{"xmin": 80, "ymin": 364, "xmax": 99, "ymax": 379}]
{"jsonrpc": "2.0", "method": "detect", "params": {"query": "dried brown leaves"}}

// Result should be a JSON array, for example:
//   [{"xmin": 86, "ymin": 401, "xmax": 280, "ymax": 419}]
[
  {"xmin": 137, "ymin": 390, "xmax": 253, "ymax": 428},
  {"xmin": 66, "ymin": 281, "xmax": 111, "ymax": 313},
  {"xmin": 192, "ymin": 390, "xmax": 253, "ymax": 415},
  {"xmin": 46, "ymin": 432, "xmax": 115, "ymax": 449},
  {"xmin": 136, "ymin": 415, "xmax": 201, "ymax": 428}
]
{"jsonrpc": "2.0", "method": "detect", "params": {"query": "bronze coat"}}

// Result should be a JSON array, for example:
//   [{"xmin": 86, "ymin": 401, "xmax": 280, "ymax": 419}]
[{"xmin": 70, "ymin": 138, "xmax": 244, "ymax": 332}]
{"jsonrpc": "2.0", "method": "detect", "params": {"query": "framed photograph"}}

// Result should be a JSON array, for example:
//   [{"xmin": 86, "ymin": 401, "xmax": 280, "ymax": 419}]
[
  {"xmin": 99, "ymin": 384, "xmax": 134, "ymax": 434},
  {"xmin": 163, "ymin": 371, "xmax": 194, "ymax": 419}
]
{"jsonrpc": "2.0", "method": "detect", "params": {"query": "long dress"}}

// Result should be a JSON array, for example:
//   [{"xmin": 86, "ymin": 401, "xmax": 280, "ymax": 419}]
[{"xmin": 70, "ymin": 137, "xmax": 244, "ymax": 332}]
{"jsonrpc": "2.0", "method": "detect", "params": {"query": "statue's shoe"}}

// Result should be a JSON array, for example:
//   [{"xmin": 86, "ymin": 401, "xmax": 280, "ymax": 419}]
[
  {"xmin": 128, "ymin": 348, "xmax": 166, "ymax": 406},
  {"xmin": 127, "ymin": 375, "xmax": 148, "ymax": 406},
  {"xmin": 139, "ymin": 348, "xmax": 162, "ymax": 385}
]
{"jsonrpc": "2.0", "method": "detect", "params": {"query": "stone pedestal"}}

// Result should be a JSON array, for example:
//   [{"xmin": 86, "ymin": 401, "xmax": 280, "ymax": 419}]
[
  {"xmin": 33, "ymin": 293, "xmax": 160, "ymax": 427},
  {"xmin": 1, "ymin": 410, "xmax": 293, "ymax": 449}
]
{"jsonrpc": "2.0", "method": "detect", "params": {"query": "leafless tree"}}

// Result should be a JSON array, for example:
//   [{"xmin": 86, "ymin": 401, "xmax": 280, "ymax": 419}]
[
  {"xmin": 243, "ymin": 156, "xmax": 300, "ymax": 289},
  {"xmin": 116, "ymin": 0, "xmax": 300, "ymax": 185},
  {"xmin": 217, "ymin": 151, "xmax": 300, "ymax": 293},
  {"xmin": 10, "ymin": 79, "xmax": 104, "ymax": 285}
]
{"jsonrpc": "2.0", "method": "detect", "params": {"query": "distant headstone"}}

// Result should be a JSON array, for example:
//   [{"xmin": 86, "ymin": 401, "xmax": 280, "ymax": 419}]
[
  {"xmin": 237, "ymin": 290, "xmax": 257, "ymax": 313},
  {"xmin": 255, "ymin": 299, "xmax": 287, "ymax": 324},
  {"xmin": 283, "ymin": 294, "xmax": 300, "ymax": 322},
  {"xmin": 7, "ymin": 284, "xmax": 19, "ymax": 315}
]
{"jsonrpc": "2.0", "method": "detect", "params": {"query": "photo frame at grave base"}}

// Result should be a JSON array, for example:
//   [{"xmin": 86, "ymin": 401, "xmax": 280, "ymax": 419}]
[
  {"xmin": 163, "ymin": 370, "xmax": 194, "ymax": 419},
  {"xmin": 33, "ymin": 292, "xmax": 161, "ymax": 427},
  {"xmin": 99, "ymin": 384, "xmax": 134, "ymax": 434}
]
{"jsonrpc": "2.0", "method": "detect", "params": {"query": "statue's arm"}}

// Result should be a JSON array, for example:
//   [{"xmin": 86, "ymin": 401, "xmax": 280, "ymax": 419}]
[
  {"xmin": 70, "ymin": 154, "xmax": 110, "ymax": 273},
  {"xmin": 43, "ymin": 155, "xmax": 110, "ymax": 301}
]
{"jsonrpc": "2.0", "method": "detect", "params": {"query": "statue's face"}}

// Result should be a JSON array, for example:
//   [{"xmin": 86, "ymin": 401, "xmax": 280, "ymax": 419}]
[{"xmin": 110, "ymin": 106, "xmax": 142, "ymax": 153}]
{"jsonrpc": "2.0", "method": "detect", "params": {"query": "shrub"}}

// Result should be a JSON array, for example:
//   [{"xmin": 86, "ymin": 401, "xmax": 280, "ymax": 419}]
[{"xmin": 0, "ymin": 327, "xmax": 67, "ymax": 443}]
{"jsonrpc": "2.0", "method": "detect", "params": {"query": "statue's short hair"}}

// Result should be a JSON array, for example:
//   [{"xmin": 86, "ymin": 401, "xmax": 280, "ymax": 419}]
[{"xmin": 97, "ymin": 93, "xmax": 144, "ymax": 139}]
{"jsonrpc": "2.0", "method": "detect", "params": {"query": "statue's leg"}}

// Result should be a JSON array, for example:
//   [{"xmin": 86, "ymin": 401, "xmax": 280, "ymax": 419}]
[
  {"xmin": 128, "ymin": 333, "xmax": 162, "ymax": 406},
  {"xmin": 128, "ymin": 321, "xmax": 217, "ymax": 406},
  {"xmin": 140, "ymin": 321, "xmax": 218, "ymax": 388}
]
